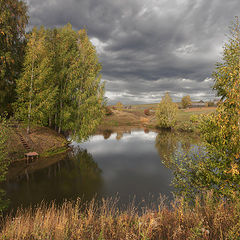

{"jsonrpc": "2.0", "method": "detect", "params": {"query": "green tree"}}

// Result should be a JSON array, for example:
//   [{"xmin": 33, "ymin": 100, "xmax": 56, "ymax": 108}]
[
  {"xmin": 67, "ymin": 29, "xmax": 105, "ymax": 140},
  {"xmin": 50, "ymin": 25, "xmax": 104, "ymax": 138},
  {"xmin": 199, "ymin": 18, "xmax": 240, "ymax": 198},
  {"xmin": 42, "ymin": 28, "xmax": 60, "ymax": 127},
  {"xmin": 202, "ymin": 17, "xmax": 240, "ymax": 166},
  {"xmin": 181, "ymin": 95, "xmax": 192, "ymax": 109},
  {"xmin": 15, "ymin": 27, "xmax": 57, "ymax": 133},
  {"xmin": 52, "ymin": 24, "xmax": 78, "ymax": 134},
  {"xmin": 156, "ymin": 92, "xmax": 178, "ymax": 129},
  {"xmin": 0, "ymin": 0, "xmax": 28, "ymax": 114},
  {"xmin": 15, "ymin": 24, "xmax": 105, "ymax": 140},
  {"xmin": 171, "ymin": 18, "xmax": 240, "ymax": 200}
]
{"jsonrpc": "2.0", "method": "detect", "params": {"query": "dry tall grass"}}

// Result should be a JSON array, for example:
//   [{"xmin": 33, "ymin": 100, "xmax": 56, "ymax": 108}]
[{"xmin": 1, "ymin": 193, "xmax": 240, "ymax": 240}]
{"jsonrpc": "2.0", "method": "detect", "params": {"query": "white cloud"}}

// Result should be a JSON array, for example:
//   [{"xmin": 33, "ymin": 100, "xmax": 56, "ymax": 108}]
[
  {"xmin": 90, "ymin": 37, "xmax": 108, "ymax": 54},
  {"xmin": 174, "ymin": 44, "xmax": 198, "ymax": 57}
]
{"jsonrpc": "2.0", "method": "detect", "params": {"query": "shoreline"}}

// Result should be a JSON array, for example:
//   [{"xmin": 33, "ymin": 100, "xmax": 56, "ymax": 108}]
[
  {"xmin": 6, "ymin": 125, "xmax": 69, "ymax": 161},
  {"xmin": 97, "ymin": 107, "xmax": 216, "ymax": 134},
  {"xmin": 5, "ymin": 124, "xmax": 70, "ymax": 179}
]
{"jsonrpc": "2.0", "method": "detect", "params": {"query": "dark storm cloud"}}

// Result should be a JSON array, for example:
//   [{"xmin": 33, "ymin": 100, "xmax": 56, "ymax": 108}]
[{"xmin": 26, "ymin": 0, "xmax": 240, "ymax": 103}]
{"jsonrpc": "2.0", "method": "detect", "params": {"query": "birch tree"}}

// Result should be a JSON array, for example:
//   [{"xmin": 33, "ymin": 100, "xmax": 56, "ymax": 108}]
[
  {"xmin": 15, "ymin": 24, "xmax": 105, "ymax": 140},
  {"xmin": 15, "ymin": 27, "xmax": 57, "ymax": 133},
  {"xmin": 67, "ymin": 29, "xmax": 105, "ymax": 140}
]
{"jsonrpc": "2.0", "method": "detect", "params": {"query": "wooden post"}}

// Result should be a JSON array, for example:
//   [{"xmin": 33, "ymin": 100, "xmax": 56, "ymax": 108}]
[{"xmin": 25, "ymin": 152, "xmax": 39, "ymax": 164}]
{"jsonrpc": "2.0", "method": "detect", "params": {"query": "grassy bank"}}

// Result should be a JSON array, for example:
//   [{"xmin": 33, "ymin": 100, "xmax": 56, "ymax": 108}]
[
  {"xmin": 174, "ymin": 107, "xmax": 216, "ymax": 132},
  {"xmin": 98, "ymin": 106, "xmax": 216, "ymax": 133},
  {"xmin": 97, "ymin": 108, "xmax": 156, "ymax": 132},
  {"xmin": 3, "ymin": 123, "xmax": 70, "ymax": 180},
  {"xmin": 1, "ymin": 193, "xmax": 240, "ymax": 239},
  {"xmin": 6, "ymin": 124, "xmax": 68, "ymax": 162}
]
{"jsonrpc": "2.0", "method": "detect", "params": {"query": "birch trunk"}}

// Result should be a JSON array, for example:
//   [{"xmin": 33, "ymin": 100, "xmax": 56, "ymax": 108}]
[{"xmin": 27, "ymin": 58, "xmax": 34, "ymax": 134}]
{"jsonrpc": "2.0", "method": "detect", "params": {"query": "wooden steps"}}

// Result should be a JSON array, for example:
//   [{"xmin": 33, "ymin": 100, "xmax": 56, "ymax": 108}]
[
  {"xmin": 14, "ymin": 128, "xmax": 39, "ymax": 164},
  {"xmin": 9, "ymin": 124, "xmax": 39, "ymax": 165},
  {"xmin": 15, "ymin": 129, "xmax": 31, "ymax": 152}
]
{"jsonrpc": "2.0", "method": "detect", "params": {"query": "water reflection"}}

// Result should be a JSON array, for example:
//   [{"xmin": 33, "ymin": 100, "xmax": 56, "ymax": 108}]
[
  {"xmin": 144, "ymin": 128, "xmax": 150, "ymax": 134},
  {"xmin": 73, "ymin": 130, "xmax": 175, "ymax": 205},
  {"xmin": 102, "ymin": 129, "xmax": 113, "ymax": 139},
  {"xmin": 3, "ymin": 150, "xmax": 102, "ymax": 211},
  {"xmin": 155, "ymin": 130, "xmax": 200, "ymax": 168},
  {"xmin": 3, "ymin": 129, "xmax": 201, "ymax": 212},
  {"xmin": 116, "ymin": 132, "xmax": 123, "ymax": 140}
]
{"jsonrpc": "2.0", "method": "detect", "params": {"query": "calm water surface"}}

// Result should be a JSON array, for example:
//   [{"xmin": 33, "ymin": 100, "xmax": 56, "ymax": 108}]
[{"xmin": 2, "ymin": 130, "xmax": 200, "ymax": 211}]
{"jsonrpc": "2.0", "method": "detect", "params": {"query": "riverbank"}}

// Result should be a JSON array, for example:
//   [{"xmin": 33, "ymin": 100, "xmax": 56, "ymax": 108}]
[
  {"xmin": 1, "ymin": 193, "xmax": 239, "ymax": 239},
  {"xmin": 6, "ymin": 124, "xmax": 69, "ymax": 163},
  {"xmin": 97, "ymin": 108, "xmax": 156, "ymax": 132},
  {"xmin": 97, "ymin": 106, "xmax": 216, "ymax": 133}
]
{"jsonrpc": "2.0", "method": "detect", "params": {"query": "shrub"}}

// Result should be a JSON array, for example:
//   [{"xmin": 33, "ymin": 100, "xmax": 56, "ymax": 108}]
[
  {"xmin": 181, "ymin": 95, "xmax": 192, "ymax": 109},
  {"xmin": 105, "ymin": 107, "xmax": 113, "ymax": 116},
  {"xmin": 176, "ymin": 121, "xmax": 195, "ymax": 132},
  {"xmin": 207, "ymin": 101, "xmax": 214, "ymax": 107},
  {"xmin": 156, "ymin": 93, "xmax": 178, "ymax": 129},
  {"xmin": 190, "ymin": 114, "xmax": 199, "ymax": 123},
  {"xmin": 144, "ymin": 109, "xmax": 150, "ymax": 116},
  {"xmin": 115, "ymin": 102, "xmax": 123, "ymax": 109}
]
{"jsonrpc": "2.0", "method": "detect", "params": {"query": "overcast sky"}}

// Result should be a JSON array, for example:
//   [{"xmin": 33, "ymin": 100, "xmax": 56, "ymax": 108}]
[{"xmin": 26, "ymin": 0, "xmax": 239, "ymax": 104}]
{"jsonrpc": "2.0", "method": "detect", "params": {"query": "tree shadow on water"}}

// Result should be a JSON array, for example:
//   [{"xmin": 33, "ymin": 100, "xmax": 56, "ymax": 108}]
[
  {"xmin": 155, "ymin": 130, "xmax": 201, "ymax": 168},
  {"xmin": 3, "ymin": 148, "xmax": 103, "ymax": 213}
]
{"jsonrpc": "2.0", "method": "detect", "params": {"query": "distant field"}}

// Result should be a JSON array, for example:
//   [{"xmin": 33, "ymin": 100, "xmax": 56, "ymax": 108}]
[
  {"xmin": 126, "ymin": 102, "xmax": 209, "ymax": 110},
  {"xmin": 99, "ymin": 105, "xmax": 216, "ymax": 132},
  {"xmin": 176, "ymin": 107, "xmax": 216, "ymax": 122},
  {"xmin": 131, "ymin": 103, "xmax": 159, "ymax": 110}
]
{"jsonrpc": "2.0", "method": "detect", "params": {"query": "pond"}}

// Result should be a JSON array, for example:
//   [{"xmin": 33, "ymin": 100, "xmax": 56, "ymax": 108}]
[{"xmin": 2, "ymin": 129, "xmax": 201, "ymax": 212}]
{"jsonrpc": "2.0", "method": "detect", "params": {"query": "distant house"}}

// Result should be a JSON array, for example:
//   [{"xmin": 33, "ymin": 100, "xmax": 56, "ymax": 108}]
[
  {"xmin": 213, "ymin": 100, "xmax": 220, "ymax": 106},
  {"xmin": 126, "ymin": 105, "xmax": 132, "ymax": 109},
  {"xmin": 190, "ymin": 101, "xmax": 206, "ymax": 108}
]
